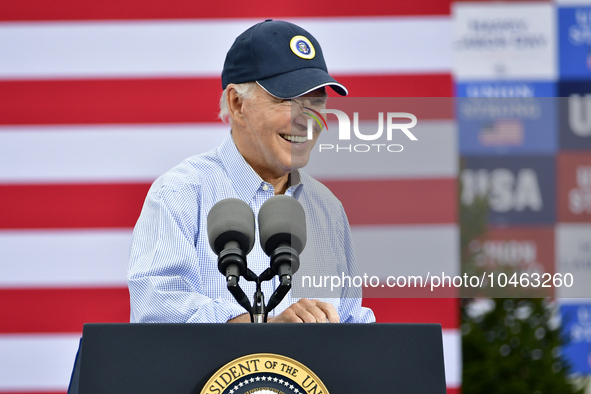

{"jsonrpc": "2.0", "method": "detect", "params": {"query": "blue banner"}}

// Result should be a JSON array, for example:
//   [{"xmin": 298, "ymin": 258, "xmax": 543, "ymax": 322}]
[
  {"xmin": 457, "ymin": 93, "xmax": 557, "ymax": 155},
  {"xmin": 559, "ymin": 82, "xmax": 591, "ymax": 150},
  {"xmin": 560, "ymin": 303, "xmax": 591, "ymax": 374},
  {"xmin": 461, "ymin": 156, "xmax": 555, "ymax": 225},
  {"xmin": 456, "ymin": 81, "xmax": 556, "ymax": 98},
  {"xmin": 559, "ymin": 7, "xmax": 591, "ymax": 80}
]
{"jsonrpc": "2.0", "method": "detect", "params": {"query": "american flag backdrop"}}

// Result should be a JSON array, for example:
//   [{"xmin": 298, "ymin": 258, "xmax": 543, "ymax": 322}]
[{"xmin": 0, "ymin": 1, "xmax": 460, "ymax": 393}]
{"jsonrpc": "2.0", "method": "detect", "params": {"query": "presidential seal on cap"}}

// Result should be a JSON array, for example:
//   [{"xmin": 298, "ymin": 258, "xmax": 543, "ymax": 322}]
[
  {"xmin": 290, "ymin": 35, "xmax": 315, "ymax": 59},
  {"xmin": 221, "ymin": 20, "xmax": 347, "ymax": 99}
]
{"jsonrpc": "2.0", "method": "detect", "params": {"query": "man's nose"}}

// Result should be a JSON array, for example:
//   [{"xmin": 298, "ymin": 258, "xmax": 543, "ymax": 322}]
[{"xmin": 292, "ymin": 113, "xmax": 308, "ymax": 130}]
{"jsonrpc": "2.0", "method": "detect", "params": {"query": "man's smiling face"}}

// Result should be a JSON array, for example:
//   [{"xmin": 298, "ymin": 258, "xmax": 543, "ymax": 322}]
[{"xmin": 232, "ymin": 84, "xmax": 327, "ymax": 182}]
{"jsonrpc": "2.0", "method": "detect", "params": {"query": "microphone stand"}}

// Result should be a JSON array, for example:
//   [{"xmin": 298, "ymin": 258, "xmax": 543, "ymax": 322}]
[
  {"xmin": 242, "ymin": 269, "xmax": 269, "ymax": 323},
  {"xmin": 252, "ymin": 270, "xmax": 269, "ymax": 323},
  {"xmin": 225, "ymin": 257, "xmax": 297, "ymax": 323}
]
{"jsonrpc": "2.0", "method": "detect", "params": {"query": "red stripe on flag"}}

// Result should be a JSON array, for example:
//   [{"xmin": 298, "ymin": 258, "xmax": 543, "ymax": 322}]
[
  {"xmin": 0, "ymin": 288, "xmax": 129, "ymax": 333},
  {"xmin": 0, "ymin": 291, "xmax": 458, "ymax": 332},
  {"xmin": 0, "ymin": 0, "xmax": 451, "ymax": 21},
  {"xmin": 323, "ymin": 178, "xmax": 457, "ymax": 225},
  {"xmin": 334, "ymin": 73, "xmax": 453, "ymax": 98},
  {"xmin": 0, "ymin": 179, "xmax": 455, "ymax": 229},
  {"xmin": 0, "ymin": 183, "xmax": 150, "ymax": 229},
  {"xmin": 362, "ymin": 298, "xmax": 459, "ymax": 329},
  {"xmin": 0, "ymin": 74, "xmax": 452, "ymax": 125},
  {"xmin": 0, "ymin": 78, "xmax": 221, "ymax": 126}
]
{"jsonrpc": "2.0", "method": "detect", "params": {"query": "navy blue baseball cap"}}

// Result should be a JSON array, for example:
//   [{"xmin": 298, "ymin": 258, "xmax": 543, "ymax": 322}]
[{"xmin": 221, "ymin": 20, "xmax": 348, "ymax": 99}]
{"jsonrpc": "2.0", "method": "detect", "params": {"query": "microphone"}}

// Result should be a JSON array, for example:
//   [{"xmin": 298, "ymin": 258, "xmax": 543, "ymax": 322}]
[
  {"xmin": 207, "ymin": 198, "xmax": 255, "ymax": 280},
  {"xmin": 258, "ymin": 195, "xmax": 306, "ymax": 279}
]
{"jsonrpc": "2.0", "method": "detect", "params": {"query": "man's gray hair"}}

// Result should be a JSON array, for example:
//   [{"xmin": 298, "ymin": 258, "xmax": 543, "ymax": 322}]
[{"xmin": 218, "ymin": 82, "xmax": 258, "ymax": 123}]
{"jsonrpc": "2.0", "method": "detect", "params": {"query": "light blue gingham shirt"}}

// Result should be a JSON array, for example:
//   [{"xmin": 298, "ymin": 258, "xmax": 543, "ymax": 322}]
[{"xmin": 127, "ymin": 133, "xmax": 375, "ymax": 323}]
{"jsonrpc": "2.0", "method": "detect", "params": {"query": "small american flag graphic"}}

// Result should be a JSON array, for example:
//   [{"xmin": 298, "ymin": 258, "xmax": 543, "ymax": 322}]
[{"xmin": 479, "ymin": 118, "xmax": 525, "ymax": 146}]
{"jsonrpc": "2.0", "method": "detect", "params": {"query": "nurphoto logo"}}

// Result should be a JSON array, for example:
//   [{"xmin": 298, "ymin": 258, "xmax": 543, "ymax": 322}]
[{"xmin": 305, "ymin": 108, "xmax": 418, "ymax": 153}]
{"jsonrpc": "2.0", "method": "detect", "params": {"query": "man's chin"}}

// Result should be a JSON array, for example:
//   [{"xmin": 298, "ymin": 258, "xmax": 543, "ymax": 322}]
[{"xmin": 289, "ymin": 156, "xmax": 311, "ymax": 172}]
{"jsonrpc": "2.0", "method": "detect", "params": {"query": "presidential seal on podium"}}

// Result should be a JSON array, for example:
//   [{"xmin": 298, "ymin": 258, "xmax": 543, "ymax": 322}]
[{"xmin": 201, "ymin": 353, "xmax": 329, "ymax": 394}]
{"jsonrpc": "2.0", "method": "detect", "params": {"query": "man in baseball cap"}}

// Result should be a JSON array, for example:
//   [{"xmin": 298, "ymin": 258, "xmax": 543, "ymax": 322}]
[{"xmin": 128, "ymin": 20, "xmax": 374, "ymax": 324}]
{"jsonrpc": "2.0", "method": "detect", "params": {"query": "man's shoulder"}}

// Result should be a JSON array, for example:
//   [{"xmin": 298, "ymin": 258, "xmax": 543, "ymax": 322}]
[
  {"xmin": 298, "ymin": 171, "xmax": 343, "ymax": 209},
  {"xmin": 152, "ymin": 146, "xmax": 225, "ymax": 192}
]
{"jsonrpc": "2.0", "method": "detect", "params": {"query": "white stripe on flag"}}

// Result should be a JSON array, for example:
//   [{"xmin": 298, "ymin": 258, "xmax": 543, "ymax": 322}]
[
  {"xmin": 0, "ymin": 121, "xmax": 456, "ymax": 183},
  {"xmin": 0, "ymin": 333, "xmax": 80, "ymax": 391},
  {"xmin": 0, "ymin": 229, "xmax": 131, "ymax": 288},
  {"xmin": 352, "ymin": 224, "xmax": 459, "ymax": 278},
  {"xmin": 0, "ymin": 17, "xmax": 451, "ymax": 79},
  {"xmin": 0, "ymin": 225, "xmax": 457, "ymax": 287},
  {"xmin": 0, "ymin": 124, "xmax": 228, "ymax": 183},
  {"xmin": 443, "ymin": 329, "xmax": 462, "ymax": 387}
]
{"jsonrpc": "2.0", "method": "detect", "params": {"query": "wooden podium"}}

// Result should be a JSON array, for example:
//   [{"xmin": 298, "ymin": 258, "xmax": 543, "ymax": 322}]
[{"xmin": 68, "ymin": 323, "xmax": 446, "ymax": 393}]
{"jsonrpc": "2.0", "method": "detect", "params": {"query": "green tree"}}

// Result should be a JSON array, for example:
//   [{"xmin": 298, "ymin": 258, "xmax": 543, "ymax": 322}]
[
  {"xmin": 459, "ymin": 178, "xmax": 586, "ymax": 393},
  {"xmin": 461, "ymin": 298, "xmax": 585, "ymax": 394}
]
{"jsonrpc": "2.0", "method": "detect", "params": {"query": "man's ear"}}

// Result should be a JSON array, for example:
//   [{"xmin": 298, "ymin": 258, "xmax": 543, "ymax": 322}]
[{"xmin": 227, "ymin": 85, "xmax": 247, "ymax": 127}]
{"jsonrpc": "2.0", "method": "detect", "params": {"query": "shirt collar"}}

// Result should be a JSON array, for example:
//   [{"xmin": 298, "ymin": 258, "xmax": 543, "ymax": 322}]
[
  {"xmin": 287, "ymin": 170, "xmax": 304, "ymax": 198},
  {"xmin": 218, "ymin": 133, "xmax": 304, "ymax": 201}
]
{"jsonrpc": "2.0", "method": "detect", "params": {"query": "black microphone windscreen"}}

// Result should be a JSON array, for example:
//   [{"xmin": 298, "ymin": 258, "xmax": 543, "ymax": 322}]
[
  {"xmin": 258, "ymin": 195, "xmax": 306, "ymax": 256},
  {"xmin": 207, "ymin": 198, "xmax": 255, "ymax": 255}
]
